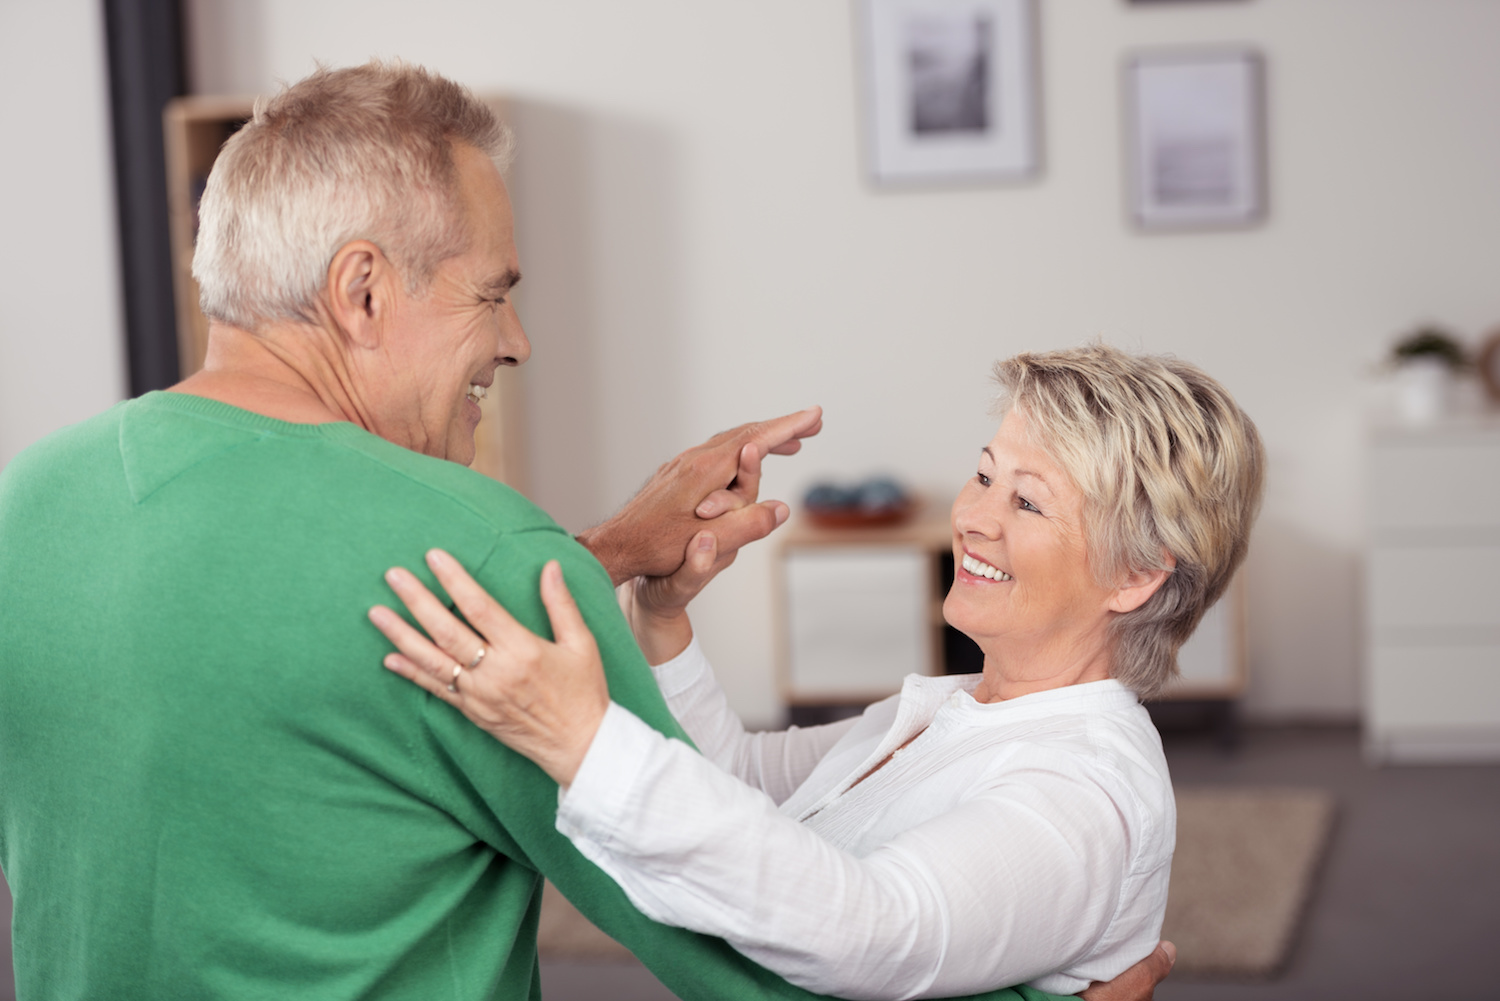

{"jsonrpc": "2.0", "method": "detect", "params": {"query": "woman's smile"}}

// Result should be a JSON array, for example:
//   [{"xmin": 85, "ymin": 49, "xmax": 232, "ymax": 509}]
[{"xmin": 958, "ymin": 551, "xmax": 1013, "ymax": 582}]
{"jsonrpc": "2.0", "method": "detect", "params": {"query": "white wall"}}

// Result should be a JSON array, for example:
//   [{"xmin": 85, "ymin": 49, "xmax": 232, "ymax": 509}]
[
  {"xmin": 0, "ymin": 0, "xmax": 127, "ymax": 469},
  {"xmin": 167, "ymin": 1, "xmax": 1500, "ymax": 723}
]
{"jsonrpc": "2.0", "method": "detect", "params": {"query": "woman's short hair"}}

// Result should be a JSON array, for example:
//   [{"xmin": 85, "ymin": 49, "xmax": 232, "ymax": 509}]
[
  {"xmin": 193, "ymin": 60, "xmax": 514, "ymax": 330},
  {"xmin": 992, "ymin": 344, "xmax": 1265, "ymax": 698}
]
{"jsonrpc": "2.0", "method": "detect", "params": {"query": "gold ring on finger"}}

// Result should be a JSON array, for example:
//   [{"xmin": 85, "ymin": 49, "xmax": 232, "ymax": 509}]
[
  {"xmin": 446, "ymin": 662, "xmax": 463, "ymax": 694},
  {"xmin": 467, "ymin": 647, "xmax": 487, "ymax": 670}
]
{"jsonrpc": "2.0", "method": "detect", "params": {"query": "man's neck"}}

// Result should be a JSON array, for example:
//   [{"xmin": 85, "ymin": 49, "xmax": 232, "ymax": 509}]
[{"xmin": 171, "ymin": 321, "xmax": 371, "ymax": 430}]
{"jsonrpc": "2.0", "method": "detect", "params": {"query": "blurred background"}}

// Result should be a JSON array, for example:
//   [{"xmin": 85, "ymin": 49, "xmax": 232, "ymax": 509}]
[{"xmin": 2, "ymin": 1, "xmax": 1497, "ymax": 999}]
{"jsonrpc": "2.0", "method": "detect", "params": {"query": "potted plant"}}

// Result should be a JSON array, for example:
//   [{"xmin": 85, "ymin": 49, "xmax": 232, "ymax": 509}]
[{"xmin": 1390, "ymin": 326, "xmax": 1469, "ymax": 422}]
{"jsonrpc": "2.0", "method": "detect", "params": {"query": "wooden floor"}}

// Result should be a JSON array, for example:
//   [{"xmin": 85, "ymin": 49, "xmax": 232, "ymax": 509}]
[{"xmin": 3, "ymin": 726, "xmax": 1497, "ymax": 1001}]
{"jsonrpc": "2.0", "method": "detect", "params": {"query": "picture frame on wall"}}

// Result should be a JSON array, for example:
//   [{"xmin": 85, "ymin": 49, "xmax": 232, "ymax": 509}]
[
  {"xmin": 1126, "ymin": 48, "xmax": 1266, "ymax": 230},
  {"xmin": 860, "ymin": 0, "xmax": 1041, "ymax": 186}
]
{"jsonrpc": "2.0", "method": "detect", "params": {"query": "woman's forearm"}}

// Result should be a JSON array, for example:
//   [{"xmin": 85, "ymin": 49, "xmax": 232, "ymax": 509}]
[
  {"xmin": 650, "ymin": 638, "xmax": 859, "ymax": 804},
  {"xmin": 558, "ymin": 703, "xmax": 1128, "ymax": 1000}
]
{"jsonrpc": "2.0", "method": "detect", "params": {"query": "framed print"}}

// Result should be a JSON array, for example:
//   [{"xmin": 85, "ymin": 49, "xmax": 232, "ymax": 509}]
[
  {"xmin": 1126, "ymin": 48, "xmax": 1266, "ymax": 230},
  {"xmin": 860, "ymin": 0, "xmax": 1041, "ymax": 186}
]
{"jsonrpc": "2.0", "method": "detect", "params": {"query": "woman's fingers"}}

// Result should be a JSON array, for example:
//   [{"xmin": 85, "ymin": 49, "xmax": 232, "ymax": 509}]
[
  {"xmin": 380, "ymin": 648, "xmax": 460, "ymax": 705},
  {"xmin": 368, "ymin": 604, "xmax": 465, "ymax": 700},
  {"xmin": 424, "ymin": 549, "xmax": 526, "ymax": 652},
  {"xmin": 539, "ymin": 561, "xmax": 596, "ymax": 655},
  {"xmin": 382, "ymin": 565, "xmax": 489, "ymax": 664}
]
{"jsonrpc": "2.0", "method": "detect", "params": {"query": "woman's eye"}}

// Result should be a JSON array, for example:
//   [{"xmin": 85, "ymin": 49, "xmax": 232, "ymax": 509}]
[{"xmin": 1018, "ymin": 496, "xmax": 1040, "ymax": 514}]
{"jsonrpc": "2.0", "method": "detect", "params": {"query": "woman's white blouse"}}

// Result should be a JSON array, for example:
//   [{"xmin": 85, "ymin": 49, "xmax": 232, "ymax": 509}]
[{"xmin": 556, "ymin": 638, "xmax": 1174, "ymax": 999}]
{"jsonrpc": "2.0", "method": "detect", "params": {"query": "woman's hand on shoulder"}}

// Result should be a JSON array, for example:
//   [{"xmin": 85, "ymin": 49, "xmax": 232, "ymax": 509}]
[{"xmin": 369, "ymin": 549, "xmax": 609, "ymax": 787}]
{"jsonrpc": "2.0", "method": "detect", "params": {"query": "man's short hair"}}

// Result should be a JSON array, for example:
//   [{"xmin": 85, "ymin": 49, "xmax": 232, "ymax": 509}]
[
  {"xmin": 193, "ymin": 60, "xmax": 514, "ymax": 330},
  {"xmin": 992, "ymin": 344, "xmax": 1265, "ymax": 698}
]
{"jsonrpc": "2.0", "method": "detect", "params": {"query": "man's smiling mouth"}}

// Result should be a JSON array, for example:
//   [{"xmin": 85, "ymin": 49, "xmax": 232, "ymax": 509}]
[
  {"xmin": 465, "ymin": 383, "xmax": 488, "ymax": 405},
  {"xmin": 962, "ymin": 553, "xmax": 1013, "ymax": 581}
]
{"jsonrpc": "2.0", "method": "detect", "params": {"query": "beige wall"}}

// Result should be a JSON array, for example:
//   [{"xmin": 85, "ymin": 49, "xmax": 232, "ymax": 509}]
[
  {"xmin": 11, "ymin": 1, "xmax": 1497, "ymax": 726},
  {"xmin": 0, "ymin": 0, "xmax": 126, "ymax": 470}
]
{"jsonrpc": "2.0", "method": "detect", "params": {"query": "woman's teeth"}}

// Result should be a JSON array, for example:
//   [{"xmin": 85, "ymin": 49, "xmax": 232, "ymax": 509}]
[
  {"xmin": 962, "ymin": 553, "xmax": 1013, "ymax": 581},
  {"xmin": 465, "ymin": 383, "xmax": 488, "ymax": 404}
]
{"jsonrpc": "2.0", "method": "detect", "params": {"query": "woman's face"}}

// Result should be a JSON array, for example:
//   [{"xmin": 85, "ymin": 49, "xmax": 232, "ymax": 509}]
[{"xmin": 943, "ymin": 408, "xmax": 1121, "ymax": 680}]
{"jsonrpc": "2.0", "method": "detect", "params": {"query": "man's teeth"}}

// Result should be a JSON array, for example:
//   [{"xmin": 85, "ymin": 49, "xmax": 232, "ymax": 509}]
[
  {"xmin": 466, "ymin": 383, "xmax": 488, "ymax": 404},
  {"xmin": 962, "ymin": 554, "xmax": 1013, "ymax": 581}
]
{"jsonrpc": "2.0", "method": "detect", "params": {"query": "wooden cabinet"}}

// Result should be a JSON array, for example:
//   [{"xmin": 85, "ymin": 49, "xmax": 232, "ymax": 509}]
[
  {"xmin": 160, "ymin": 95, "xmax": 525, "ymax": 489},
  {"xmin": 775, "ymin": 504, "xmax": 1246, "ymax": 717},
  {"xmin": 1364, "ymin": 415, "xmax": 1500, "ymax": 763}
]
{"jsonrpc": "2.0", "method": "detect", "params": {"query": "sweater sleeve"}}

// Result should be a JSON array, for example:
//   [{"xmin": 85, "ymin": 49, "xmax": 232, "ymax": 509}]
[
  {"xmin": 651, "ymin": 637, "xmax": 859, "ymax": 804},
  {"xmin": 558, "ymin": 702, "xmax": 1132, "ymax": 1000}
]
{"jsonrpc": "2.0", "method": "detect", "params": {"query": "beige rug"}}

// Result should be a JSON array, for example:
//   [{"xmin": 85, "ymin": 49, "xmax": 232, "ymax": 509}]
[
  {"xmin": 539, "ymin": 787, "xmax": 1338, "ymax": 980},
  {"xmin": 1163, "ymin": 786, "xmax": 1337, "ymax": 979}
]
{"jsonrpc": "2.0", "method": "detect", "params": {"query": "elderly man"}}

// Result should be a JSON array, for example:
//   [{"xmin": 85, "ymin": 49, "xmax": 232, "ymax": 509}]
[{"xmin": 0, "ymin": 62, "xmax": 1168, "ymax": 1000}]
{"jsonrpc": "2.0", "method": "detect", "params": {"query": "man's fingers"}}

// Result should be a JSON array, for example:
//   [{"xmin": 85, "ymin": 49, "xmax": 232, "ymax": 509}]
[
  {"xmin": 539, "ymin": 561, "xmax": 593, "ymax": 653},
  {"xmin": 741, "ymin": 406, "xmax": 822, "ymax": 457},
  {"xmin": 1077, "ymin": 940, "xmax": 1176, "ymax": 1001}
]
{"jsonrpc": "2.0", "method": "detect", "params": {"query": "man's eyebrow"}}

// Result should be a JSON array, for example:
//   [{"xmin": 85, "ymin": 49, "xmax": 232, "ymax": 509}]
[{"xmin": 482, "ymin": 269, "xmax": 522, "ymax": 296}]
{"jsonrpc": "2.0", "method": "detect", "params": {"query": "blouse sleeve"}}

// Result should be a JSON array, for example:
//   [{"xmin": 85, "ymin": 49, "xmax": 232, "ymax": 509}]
[
  {"xmin": 650, "ymin": 637, "xmax": 859, "ymax": 805},
  {"xmin": 556, "ymin": 702, "xmax": 1132, "ymax": 1000}
]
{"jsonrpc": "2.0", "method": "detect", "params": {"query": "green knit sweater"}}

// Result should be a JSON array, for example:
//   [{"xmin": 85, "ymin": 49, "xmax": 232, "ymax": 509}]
[{"xmin": 0, "ymin": 392, "xmax": 1071, "ymax": 1001}]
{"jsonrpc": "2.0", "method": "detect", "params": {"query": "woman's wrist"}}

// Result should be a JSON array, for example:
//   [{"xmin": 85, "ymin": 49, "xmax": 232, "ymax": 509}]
[{"xmin": 630, "ymin": 604, "xmax": 695, "ymax": 666}]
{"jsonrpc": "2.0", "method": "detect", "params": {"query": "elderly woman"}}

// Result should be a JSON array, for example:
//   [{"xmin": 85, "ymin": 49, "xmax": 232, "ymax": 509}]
[{"xmin": 371, "ymin": 345, "xmax": 1263, "ymax": 998}]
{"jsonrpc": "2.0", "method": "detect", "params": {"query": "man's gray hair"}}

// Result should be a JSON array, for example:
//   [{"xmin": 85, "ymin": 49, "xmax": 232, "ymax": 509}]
[
  {"xmin": 193, "ymin": 60, "xmax": 514, "ymax": 330},
  {"xmin": 992, "ymin": 344, "xmax": 1265, "ymax": 699}
]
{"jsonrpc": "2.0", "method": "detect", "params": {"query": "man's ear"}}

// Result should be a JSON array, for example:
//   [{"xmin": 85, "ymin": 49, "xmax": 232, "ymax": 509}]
[
  {"xmin": 1107, "ymin": 551, "xmax": 1177, "ymax": 615},
  {"xmin": 324, "ymin": 240, "xmax": 391, "ymax": 349}
]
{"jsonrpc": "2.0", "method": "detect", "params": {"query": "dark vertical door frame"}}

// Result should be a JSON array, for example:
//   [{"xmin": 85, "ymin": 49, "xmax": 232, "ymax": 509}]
[{"xmin": 103, "ymin": 0, "xmax": 187, "ymax": 396}]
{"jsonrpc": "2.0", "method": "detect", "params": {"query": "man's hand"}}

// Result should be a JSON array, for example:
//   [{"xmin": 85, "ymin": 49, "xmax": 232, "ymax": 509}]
[
  {"xmin": 1078, "ymin": 942, "xmax": 1176, "ymax": 1001},
  {"xmin": 576, "ymin": 407, "xmax": 822, "ymax": 586}
]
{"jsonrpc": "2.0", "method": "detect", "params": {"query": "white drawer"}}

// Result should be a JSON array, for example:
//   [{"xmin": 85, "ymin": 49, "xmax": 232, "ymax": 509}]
[
  {"xmin": 1369, "ymin": 440, "xmax": 1500, "ymax": 532},
  {"xmin": 1366, "ymin": 645, "xmax": 1500, "ymax": 730},
  {"xmin": 784, "ymin": 546, "xmax": 931, "ymax": 699},
  {"xmin": 1367, "ymin": 545, "xmax": 1500, "ymax": 629}
]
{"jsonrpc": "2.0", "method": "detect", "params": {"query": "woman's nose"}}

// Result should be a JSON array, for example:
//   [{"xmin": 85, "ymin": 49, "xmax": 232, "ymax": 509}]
[{"xmin": 952, "ymin": 491, "xmax": 1000, "ymax": 539}]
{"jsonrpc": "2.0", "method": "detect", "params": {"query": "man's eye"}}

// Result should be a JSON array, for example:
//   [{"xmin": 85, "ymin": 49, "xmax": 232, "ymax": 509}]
[{"xmin": 976, "ymin": 472, "xmax": 991, "ymax": 487}]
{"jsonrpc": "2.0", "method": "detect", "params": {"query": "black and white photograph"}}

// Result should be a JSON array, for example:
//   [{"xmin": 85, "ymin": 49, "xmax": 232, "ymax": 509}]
[
  {"xmin": 861, "ymin": 0, "xmax": 1039, "ymax": 186},
  {"xmin": 1126, "ymin": 49, "xmax": 1265, "ymax": 229}
]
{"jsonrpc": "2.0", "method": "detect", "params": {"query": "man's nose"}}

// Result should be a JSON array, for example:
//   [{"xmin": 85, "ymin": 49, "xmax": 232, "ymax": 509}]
[{"xmin": 500, "ymin": 310, "xmax": 531, "ymax": 366}]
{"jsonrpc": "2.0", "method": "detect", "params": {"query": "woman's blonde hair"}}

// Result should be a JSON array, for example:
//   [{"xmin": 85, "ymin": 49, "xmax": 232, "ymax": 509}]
[
  {"xmin": 193, "ymin": 60, "xmax": 514, "ymax": 330},
  {"xmin": 992, "ymin": 344, "xmax": 1264, "ymax": 698}
]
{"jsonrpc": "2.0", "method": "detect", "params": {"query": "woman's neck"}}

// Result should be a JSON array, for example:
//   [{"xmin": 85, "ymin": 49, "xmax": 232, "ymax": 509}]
[{"xmin": 971, "ymin": 635, "xmax": 1114, "ymax": 703}]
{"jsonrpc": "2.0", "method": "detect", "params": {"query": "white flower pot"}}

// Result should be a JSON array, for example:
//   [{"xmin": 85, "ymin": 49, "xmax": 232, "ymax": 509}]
[{"xmin": 1394, "ymin": 357, "xmax": 1456, "ymax": 423}]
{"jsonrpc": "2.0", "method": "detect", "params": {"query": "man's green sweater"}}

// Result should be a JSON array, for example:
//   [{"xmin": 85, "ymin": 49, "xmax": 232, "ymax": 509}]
[{"xmin": 0, "ymin": 393, "xmax": 1070, "ymax": 1001}]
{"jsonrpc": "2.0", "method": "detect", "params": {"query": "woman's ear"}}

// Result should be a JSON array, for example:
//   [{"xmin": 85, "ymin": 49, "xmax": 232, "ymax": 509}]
[
  {"xmin": 1108, "ymin": 551, "xmax": 1177, "ymax": 615},
  {"xmin": 324, "ymin": 240, "xmax": 391, "ymax": 349}
]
